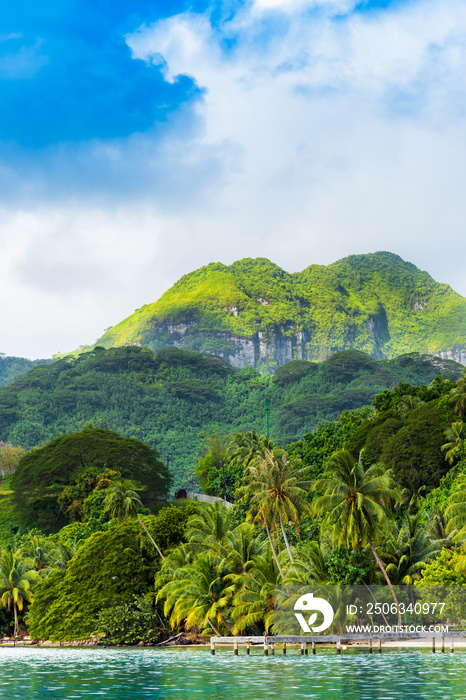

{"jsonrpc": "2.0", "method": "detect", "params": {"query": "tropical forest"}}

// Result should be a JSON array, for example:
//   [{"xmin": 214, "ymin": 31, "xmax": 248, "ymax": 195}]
[{"xmin": 1, "ymin": 345, "xmax": 466, "ymax": 643}]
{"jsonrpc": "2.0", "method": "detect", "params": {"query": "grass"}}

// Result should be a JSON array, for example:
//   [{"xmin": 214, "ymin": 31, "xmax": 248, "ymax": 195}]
[
  {"xmin": 0, "ymin": 496, "xmax": 17, "ymax": 548},
  {"xmin": 0, "ymin": 478, "xmax": 13, "ymax": 495}
]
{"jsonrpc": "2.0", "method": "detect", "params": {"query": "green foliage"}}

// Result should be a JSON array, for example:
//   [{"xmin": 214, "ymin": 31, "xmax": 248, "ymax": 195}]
[
  {"xmin": 417, "ymin": 548, "xmax": 466, "ymax": 585},
  {"xmin": 59, "ymin": 469, "xmax": 120, "ymax": 522},
  {"xmin": 348, "ymin": 399, "xmax": 453, "ymax": 488},
  {"xmin": 10, "ymin": 427, "xmax": 170, "ymax": 533},
  {"xmin": 95, "ymin": 253, "xmax": 466, "ymax": 367},
  {"xmin": 96, "ymin": 594, "xmax": 163, "ymax": 645},
  {"xmin": 0, "ymin": 356, "xmax": 53, "ymax": 388},
  {"xmin": 195, "ymin": 433, "xmax": 229, "ymax": 497},
  {"xmin": 144, "ymin": 505, "xmax": 197, "ymax": 552},
  {"xmin": 325, "ymin": 547, "xmax": 373, "ymax": 585},
  {"xmin": 0, "ymin": 345, "xmax": 459, "ymax": 490},
  {"xmin": 0, "ymin": 549, "xmax": 37, "ymax": 635},
  {"xmin": 313, "ymin": 450, "xmax": 400, "ymax": 551},
  {"xmin": 0, "ymin": 443, "xmax": 25, "ymax": 478},
  {"xmin": 28, "ymin": 521, "xmax": 157, "ymax": 641},
  {"xmin": 0, "ymin": 497, "xmax": 18, "ymax": 548},
  {"xmin": 287, "ymin": 407, "xmax": 373, "ymax": 476}
]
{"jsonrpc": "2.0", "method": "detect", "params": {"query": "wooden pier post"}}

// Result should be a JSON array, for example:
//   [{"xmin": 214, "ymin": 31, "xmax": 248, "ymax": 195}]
[
  {"xmin": 305, "ymin": 642, "xmax": 308, "ymax": 656},
  {"xmin": 336, "ymin": 639, "xmax": 341, "ymax": 655},
  {"xmin": 211, "ymin": 639, "xmax": 215, "ymax": 655},
  {"xmin": 450, "ymin": 637, "xmax": 454, "ymax": 653},
  {"xmin": 369, "ymin": 638, "xmax": 372, "ymax": 654},
  {"xmin": 378, "ymin": 639, "xmax": 382, "ymax": 654},
  {"xmin": 312, "ymin": 642, "xmax": 316, "ymax": 655},
  {"xmin": 246, "ymin": 642, "xmax": 250, "ymax": 655},
  {"xmin": 441, "ymin": 637, "xmax": 445, "ymax": 654},
  {"xmin": 283, "ymin": 642, "xmax": 287, "ymax": 655},
  {"xmin": 301, "ymin": 642, "xmax": 304, "ymax": 656},
  {"xmin": 270, "ymin": 643, "xmax": 275, "ymax": 656},
  {"xmin": 264, "ymin": 640, "xmax": 269, "ymax": 656},
  {"xmin": 432, "ymin": 637, "xmax": 435, "ymax": 654},
  {"xmin": 234, "ymin": 641, "xmax": 238, "ymax": 656}
]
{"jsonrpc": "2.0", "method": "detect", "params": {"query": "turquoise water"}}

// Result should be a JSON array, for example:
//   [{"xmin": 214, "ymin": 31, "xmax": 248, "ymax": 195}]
[{"xmin": 1, "ymin": 647, "xmax": 466, "ymax": 700}]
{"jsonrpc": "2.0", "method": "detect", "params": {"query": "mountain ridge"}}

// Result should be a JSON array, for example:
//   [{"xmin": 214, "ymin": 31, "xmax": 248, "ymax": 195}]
[
  {"xmin": 0, "ymin": 345, "xmax": 462, "ymax": 487},
  {"xmin": 95, "ymin": 252, "xmax": 466, "ymax": 370}
]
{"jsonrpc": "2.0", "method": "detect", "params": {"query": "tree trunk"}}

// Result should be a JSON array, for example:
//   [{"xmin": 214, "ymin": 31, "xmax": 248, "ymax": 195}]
[
  {"xmin": 13, "ymin": 601, "xmax": 18, "ymax": 638},
  {"xmin": 207, "ymin": 616, "xmax": 222, "ymax": 636},
  {"xmin": 279, "ymin": 514, "xmax": 299, "ymax": 577},
  {"xmin": 137, "ymin": 516, "xmax": 164, "ymax": 559},
  {"xmin": 265, "ymin": 523, "xmax": 284, "ymax": 578},
  {"xmin": 367, "ymin": 535, "xmax": 402, "ymax": 627},
  {"xmin": 221, "ymin": 615, "xmax": 235, "ymax": 635}
]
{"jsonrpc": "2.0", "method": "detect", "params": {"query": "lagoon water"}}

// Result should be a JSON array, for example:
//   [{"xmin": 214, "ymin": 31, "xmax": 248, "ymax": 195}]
[{"xmin": 1, "ymin": 647, "xmax": 466, "ymax": 700}]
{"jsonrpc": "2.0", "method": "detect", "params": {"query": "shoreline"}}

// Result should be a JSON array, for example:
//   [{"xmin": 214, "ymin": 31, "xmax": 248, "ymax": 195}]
[{"xmin": 2, "ymin": 639, "xmax": 466, "ymax": 650}]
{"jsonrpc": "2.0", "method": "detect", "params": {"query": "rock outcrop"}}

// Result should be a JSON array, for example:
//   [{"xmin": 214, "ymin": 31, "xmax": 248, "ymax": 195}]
[{"xmin": 96, "ymin": 252, "xmax": 466, "ymax": 370}]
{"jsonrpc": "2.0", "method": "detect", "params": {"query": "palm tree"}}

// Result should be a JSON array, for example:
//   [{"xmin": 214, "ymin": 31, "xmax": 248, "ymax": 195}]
[
  {"xmin": 185, "ymin": 501, "xmax": 231, "ymax": 557},
  {"xmin": 228, "ymin": 431, "xmax": 275, "ymax": 471},
  {"xmin": 449, "ymin": 374, "xmax": 466, "ymax": 417},
  {"xmin": 313, "ymin": 449, "xmax": 402, "ymax": 624},
  {"xmin": 20, "ymin": 534, "xmax": 54, "ymax": 577},
  {"xmin": 0, "ymin": 550, "xmax": 36, "ymax": 637},
  {"xmin": 400, "ymin": 472, "xmax": 428, "ymax": 513},
  {"xmin": 397, "ymin": 395, "xmax": 424, "ymax": 417},
  {"xmin": 223, "ymin": 522, "xmax": 267, "ymax": 576},
  {"xmin": 428, "ymin": 504, "xmax": 457, "ymax": 548},
  {"xmin": 50, "ymin": 541, "xmax": 77, "ymax": 572},
  {"xmin": 383, "ymin": 513, "xmax": 442, "ymax": 584},
  {"xmin": 445, "ymin": 475, "xmax": 466, "ymax": 542},
  {"xmin": 282, "ymin": 540, "xmax": 330, "ymax": 585},
  {"xmin": 230, "ymin": 549, "xmax": 280, "ymax": 634},
  {"xmin": 103, "ymin": 479, "xmax": 164, "ymax": 558},
  {"xmin": 239, "ymin": 448, "xmax": 311, "ymax": 572},
  {"xmin": 442, "ymin": 422, "xmax": 465, "ymax": 465},
  {"xmin": 157, "ymin": 552, "xmax": 235, "ymax": 635}
]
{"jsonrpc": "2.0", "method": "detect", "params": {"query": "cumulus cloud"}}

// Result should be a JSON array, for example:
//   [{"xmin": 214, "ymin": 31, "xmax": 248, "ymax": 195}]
[
  {"xmin": 2, "ymin": 0, "xmax": 466, "ymax": 357},
  {"xmin": 127, "ymin": 0, "xmax": 466, "ymax": 280}
]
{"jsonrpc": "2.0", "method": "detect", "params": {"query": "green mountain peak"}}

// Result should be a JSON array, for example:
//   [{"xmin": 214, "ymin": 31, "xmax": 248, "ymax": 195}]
[{"xmin": 95, "ymin": 252, "xmax": 466, "ymax": 370}]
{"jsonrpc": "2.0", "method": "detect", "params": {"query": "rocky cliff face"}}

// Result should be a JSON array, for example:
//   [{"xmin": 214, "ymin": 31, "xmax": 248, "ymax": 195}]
[
  {"xmin": 160, "ymin": 322, "xmax": 392, "ymax": 369},
  {"xmin": 437, "ymin": 348, "xmax": 466, "ymax": 365},
  {"xmin": 97, "ymin": 253, "xmax": 466, "ymax": 371}
]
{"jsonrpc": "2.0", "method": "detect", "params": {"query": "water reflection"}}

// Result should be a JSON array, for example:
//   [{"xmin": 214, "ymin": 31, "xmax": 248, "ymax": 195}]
[{"xmin": 0, "ymin": 647, "xmax": 465, "ymax": 700}]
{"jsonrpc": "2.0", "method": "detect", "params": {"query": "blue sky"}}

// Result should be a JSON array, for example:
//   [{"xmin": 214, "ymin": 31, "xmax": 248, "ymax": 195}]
[{"xmin": 1, "ymin": 0, "xmax": 466, "ymax": 357}]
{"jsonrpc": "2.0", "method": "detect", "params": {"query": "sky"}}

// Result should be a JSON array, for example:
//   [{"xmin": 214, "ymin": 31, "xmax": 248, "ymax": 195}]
[{"xmin": 2, "ymin": 0, "xmax": 466, "ymax": 358}]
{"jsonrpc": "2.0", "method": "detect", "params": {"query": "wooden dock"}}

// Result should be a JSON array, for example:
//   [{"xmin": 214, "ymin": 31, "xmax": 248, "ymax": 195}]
[{"xmin": 209, "ymin": 631, "xmax": 466, "ymax": 655}]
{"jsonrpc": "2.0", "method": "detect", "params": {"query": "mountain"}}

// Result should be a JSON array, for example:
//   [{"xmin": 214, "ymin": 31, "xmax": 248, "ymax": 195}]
[
  {"xmin": 0, "ymin": 354, "xmax": 53, "ymax": 388},
  {"xmin": 94, "ymin": 252, "xmax": 466, "ymax": 371},
  {"xmin": 0, "ymin": 345, "xmax": 462, "ymax": 488}
]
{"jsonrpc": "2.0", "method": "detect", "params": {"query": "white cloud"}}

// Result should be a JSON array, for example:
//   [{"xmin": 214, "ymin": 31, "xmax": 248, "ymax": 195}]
[
  {"xmin": 250, "ymin": 0, "xmax": 355, "ymax": 13},
  {"xmin": 4, "ymin": 0, "xmax": 466, "ymax": 357},
  {"xmin": 0, "ymin": 206, "xmax": 175, "ymax": 357},
  {"xmin": 127, "ymin": 0, "xmax": 466, "ymax": 285}
]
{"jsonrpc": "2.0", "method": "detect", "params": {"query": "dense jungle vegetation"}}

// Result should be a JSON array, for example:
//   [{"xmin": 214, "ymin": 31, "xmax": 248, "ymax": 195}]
[
  {"xmin": 0, "ymin": 345, "xmax": 462, "ymax": 489},
  {"xmin": 96, "ymin": 252, "xmax": 466, "ymax": 363},
  {"xmin": 0, "ymin": 355, "xmax": 52, "ymax": 388},
  {"xmin": 1, "ymin": 365, "xmax": 466, "ymax": 642}
]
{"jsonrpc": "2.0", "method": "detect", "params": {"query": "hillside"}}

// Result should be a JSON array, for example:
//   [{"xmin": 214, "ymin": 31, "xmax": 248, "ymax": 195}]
[
  {"xmin": 0, "ymin": 345, "xmax": 462, "ymax": 488},
  {"xmin": 95, "ymin": 252, "xmax": 466, "ymax": 370},
  {"xmin": 0, "ymin": 355, "xmax": 52, "ymax": 387}
]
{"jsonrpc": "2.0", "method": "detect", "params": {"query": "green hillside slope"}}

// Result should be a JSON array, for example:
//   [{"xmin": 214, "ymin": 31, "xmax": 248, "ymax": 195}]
[
  {"xmin": 0, "ymin": 345, "xmax": 462, "ymax": 488},
  {"xmin": 0, "ymin": 355, "xmax": 53, "ymax": 387},
  {"xmin": 95, "ymin": 252, "xmax": 466, "ymax": 370}
]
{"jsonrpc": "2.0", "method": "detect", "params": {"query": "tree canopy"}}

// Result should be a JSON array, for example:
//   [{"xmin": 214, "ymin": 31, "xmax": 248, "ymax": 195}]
[
  {"xmin": 10, "ymin": 426, "xmax": 171, "ymax": 532},
  {"xmin": 28, "ymin": 520, "xmax": 156, "ymax": 641}
]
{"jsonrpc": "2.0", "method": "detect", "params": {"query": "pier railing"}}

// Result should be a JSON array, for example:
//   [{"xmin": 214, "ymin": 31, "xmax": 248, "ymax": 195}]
[{"xmin": 209, "ymin": 631, "xmax": 466, "ymax": 655}]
